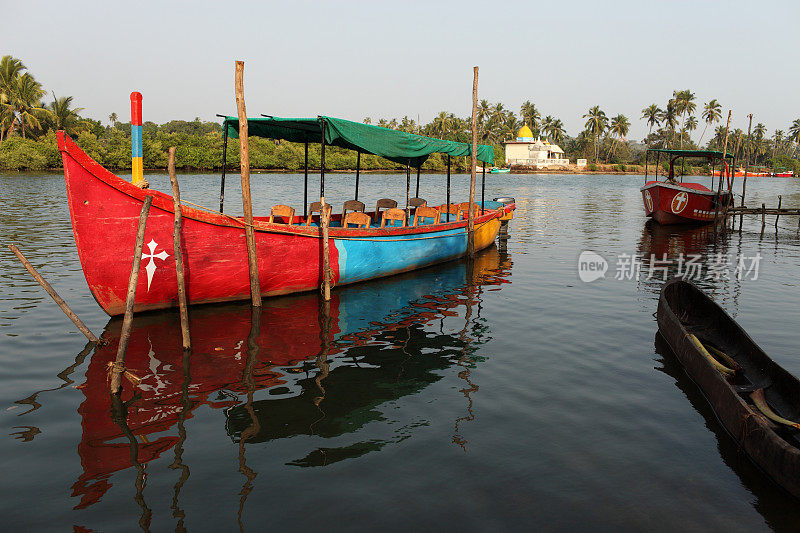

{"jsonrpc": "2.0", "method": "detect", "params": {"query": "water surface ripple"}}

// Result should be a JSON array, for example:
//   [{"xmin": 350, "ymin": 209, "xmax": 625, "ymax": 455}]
[{"xmin": 1, "ymin": 171, "xmax": 799, "ymax": 531}]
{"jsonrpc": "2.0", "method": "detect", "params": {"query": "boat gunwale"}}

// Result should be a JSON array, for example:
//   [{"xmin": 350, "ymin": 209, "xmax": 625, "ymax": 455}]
[
  {"xmin": 640, "ymin": 181, "xmax": 731, "ymax": 197},
  {"xmin": 57, "ymin": 131, "xmax": 513, "ymax": 240}
]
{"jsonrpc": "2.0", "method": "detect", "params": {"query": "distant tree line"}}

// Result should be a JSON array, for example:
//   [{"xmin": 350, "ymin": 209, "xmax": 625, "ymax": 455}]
[{"xmin": 2, "ymin": 55, "xmax": 799, "ymax": 173}]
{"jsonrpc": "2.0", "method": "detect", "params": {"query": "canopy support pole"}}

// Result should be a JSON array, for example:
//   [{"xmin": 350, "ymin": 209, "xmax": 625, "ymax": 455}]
[
  {"xmin": 644, "ymin": 149, "xmax": 648, "ymax": 185},
  {"xmin": 446, "ymin": 155, "xmax": 451, "ymax": 222},
  {"xmin": 415, "ymin": 166, "xmax": 420, "ymax": 198},
  {"xmin": 355, "ymin": 151, "xmax": 361, "ymax": 201},
  {"xmin": 320, "ymin": 119, "xmax": 326, "ymax": 198},
  {"xmin": 220, "ymin": 126, "xmax": 228, "ymax": 213},
  {"xmin": 481, "ymin": 164, "xmax": 485, "ymax": 209},
  {"xmin": 304, "ymin": 141, "xmax": 309, "ymax": 217},
  {"xmin": 406, "ymin": 163, "xmax": 411, "ymax": 219}
]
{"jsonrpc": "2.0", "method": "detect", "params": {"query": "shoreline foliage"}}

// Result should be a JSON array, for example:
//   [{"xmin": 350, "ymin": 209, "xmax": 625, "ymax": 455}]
[{"xmin": 1, "ymin": 55, "xmax": 799, "ymax": 174}]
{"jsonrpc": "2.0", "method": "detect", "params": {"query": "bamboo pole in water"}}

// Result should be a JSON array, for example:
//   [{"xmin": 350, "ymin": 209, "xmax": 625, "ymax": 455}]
[
  {"xmin": 235, "ymin": 60, "xmax": 261, "ymax": 308},
  {"xmin": 7, "ymin": 244, "xmax": 99, "ymax": 343},
  {"xmin": 468, "ymin": 66, "xmax": 478, "ymax": 257},
  {"xmin": 168, "ymin": 147, "xmax": 191, "ymax": 350},
  {"xmin": 111, "ymin": 194, "xmax": 153, "ymax": 394}
]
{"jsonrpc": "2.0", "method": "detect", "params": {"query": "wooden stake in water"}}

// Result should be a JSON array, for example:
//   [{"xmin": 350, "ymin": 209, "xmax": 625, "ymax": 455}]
[
  {"xmin": 7, "ymin": 244, "xmax": 99, "ymax": 343},
  {"xmin": 776, "ymin": 196, "xmax": 782, "ymax": 231},
  {"xmin": 111, "ymin": 195, "xmax": 153, "ymax": 394},
  {"xmin": 168, "ymin": 147, "xmax": 191, "ymax": 350},
  {"xmin": 235, "ymin": 60, "xmax": 262, "ymax": 308},
  {"xmin": 320, "ymin": 197, "xmax": 331, "ymax": 301},
  {"xmin": 714, "ymin": 110, "xmax": 732, "ymax": 233}
]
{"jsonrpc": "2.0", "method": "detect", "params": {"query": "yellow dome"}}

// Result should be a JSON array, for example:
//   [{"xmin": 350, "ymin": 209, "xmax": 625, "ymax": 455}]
[{"xmin": 517, "ymin": 125, "xmax": 533, "ymax": 138}]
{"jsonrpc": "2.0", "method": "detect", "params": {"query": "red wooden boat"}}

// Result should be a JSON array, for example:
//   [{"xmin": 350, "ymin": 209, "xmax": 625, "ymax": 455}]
[
  {"xmin": 58, "ymin": 115, "xmax": 514, "ymax": 316},
  {"xmin": 641, "ymin": 149, "xmax": 734, "ymax": 225}
]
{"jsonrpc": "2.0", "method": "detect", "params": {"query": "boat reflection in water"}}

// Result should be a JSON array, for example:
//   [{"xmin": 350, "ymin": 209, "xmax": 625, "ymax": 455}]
[{"xmin": 71, "ymin": 245, "xmax": 512, "ymax": 510}]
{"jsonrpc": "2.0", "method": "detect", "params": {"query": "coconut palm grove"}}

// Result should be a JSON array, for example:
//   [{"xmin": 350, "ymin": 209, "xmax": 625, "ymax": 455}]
[{"xmin": 2, "ymin": 54, "xmax": 800, "ymax": 173}]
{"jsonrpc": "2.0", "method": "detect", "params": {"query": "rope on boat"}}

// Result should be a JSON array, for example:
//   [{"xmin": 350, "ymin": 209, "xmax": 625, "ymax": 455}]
[{"xmin": 177, "ymin": 199, "xmax": 495, "ymax": 241}]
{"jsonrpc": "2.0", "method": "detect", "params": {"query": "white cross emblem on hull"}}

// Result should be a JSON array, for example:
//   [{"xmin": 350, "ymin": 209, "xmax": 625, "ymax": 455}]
[{"xmin": 141, "ymin": 239, "xmax": 170, "ymax": 291}]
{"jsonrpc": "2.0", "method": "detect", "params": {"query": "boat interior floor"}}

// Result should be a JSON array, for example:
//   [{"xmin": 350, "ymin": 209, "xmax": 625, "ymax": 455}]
[{"xmin": 686, "ymin": 323, "xmax": 800, "ymax": 445}]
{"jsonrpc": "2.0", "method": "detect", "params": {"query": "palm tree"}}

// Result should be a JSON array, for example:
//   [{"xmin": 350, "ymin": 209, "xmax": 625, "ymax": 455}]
[
  {"xmin": 684, "ymin": 115, "xmax": 698, "ymax": 145},
  {"xmin": 3, "ymin": 73, "xmax": 50, "ymax": 139},
  {"xmin": 773, "ymin": 130, "xmax": 784, "ymax": 161},
  {"xmin": 788, "ymin": 119, "xmax": 800, "ymax": 157},
  {"xmin": 0, "ymin": 55, "xmax": 27, "ymax": 144},
  {"xmin": 673, "ymin": 89, "xmax": 696, "ymax": 148},
  {"xmin": 540, "ymin": 115, "xmax": 554, "ymax": 140},
  {"xmin": 751, "ymin": 122, "xmax": 766, "ymax": 165},
  {"xmin": 431, "ymin": 111, "xmax": 451, "ymax": 139},
  {"xmin": 520, "ymin": 100, "xmax": 540, "ymax": 134},
  {"xmin": 47, "ymin": 92, "xmax": 84, "ymax": 135},
  {"xmin": 477, "ymin": 99, "xmax": 490, "ymax": 139},
  {"xmin": 583, "ymin": 105, "xmax": 608, "ymax": 162},
  {"xmin": 547, "ymin": 118, "xmax": 565, "ymax": 145},
  {"xmin": 109, "ymin": 112, "xmax": 118, "ymax": 126},
  {"xmin": 500, "ymin": 111, "xmax": 519, "ymax": 141},
  {"xmin": 641, "ymin": 104, "xmax": 662, "ymax": 144},
  {"xmin": 662, "ymin": 99, "xmax": 679, "ymax": 148},
  {"xmin": 362, "ymin": 117, "xmax": 371, "ymax": 125},
  {"xmin": 608, "ymin": 114, "xmax": 630, "ymax": 160},
  {"xmin": 698, "ymin": 99, "xmax": 721, "ymax": 147}
]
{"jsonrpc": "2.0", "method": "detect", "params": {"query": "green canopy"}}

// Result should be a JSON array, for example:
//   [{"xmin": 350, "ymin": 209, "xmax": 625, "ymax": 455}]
[
  {"xmin": 223, "ymin": 115, "xmax": 494, "ymax": 166},
  {"xmin": 647, "ymin": 148, "xmax": 734, "ymax": 160}
]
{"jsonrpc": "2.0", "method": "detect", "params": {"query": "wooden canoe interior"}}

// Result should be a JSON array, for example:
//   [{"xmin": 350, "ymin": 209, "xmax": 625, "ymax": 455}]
[{"xmin": 661, "ymin": 280, "xmax": 800, "ymax": 447}]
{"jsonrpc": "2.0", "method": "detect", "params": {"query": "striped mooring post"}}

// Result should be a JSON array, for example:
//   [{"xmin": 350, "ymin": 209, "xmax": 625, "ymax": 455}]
[{"xmin": 130, "ymin": 92, "xmax": 145, "ymax": 186}]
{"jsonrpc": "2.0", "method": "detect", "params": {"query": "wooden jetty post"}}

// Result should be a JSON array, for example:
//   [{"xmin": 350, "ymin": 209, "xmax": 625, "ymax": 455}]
[
  {"xmin": 740, "ymin": 114, "xmax": 753, "ymax": 231},
  {"xmin": 235, "ymin": 60, "xmax": 261, "ymax": 308},
  {"xmin": 761, "ymin": 203, "xmax": 766, "ymax": 237},
  {"xmin": 110, "ymin": 194, "xmax": 153, "ymax": 394},
  {"xmin": 168, "ymin": 147, "xmax": 191, "ymax": 350},
  {"xmin": 468, "ymin": 66, "xmax": 478, "ymax": 257},
  {"xmin": 714, "ymin": 110, "xmax": 732, "ymax": 234},
  {"xmin": 8, "ymin": 244, "xmax": 99, "ymax": 343},
  {"xmin": 776, "ymin": 195, "xmax": 782, "ymax": 230}
]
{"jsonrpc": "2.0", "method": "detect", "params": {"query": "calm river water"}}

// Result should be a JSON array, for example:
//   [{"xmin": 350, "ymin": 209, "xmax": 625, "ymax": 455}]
[{"xmin": 1, "ymin": 171, "xmax": 800, "ymax": 531}]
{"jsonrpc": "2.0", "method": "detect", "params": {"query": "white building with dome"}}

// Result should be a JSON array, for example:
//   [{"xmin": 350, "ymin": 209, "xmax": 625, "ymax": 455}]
[{"xmin": 503, "ymin": 125, "xmax": 569, "ymax": 168}]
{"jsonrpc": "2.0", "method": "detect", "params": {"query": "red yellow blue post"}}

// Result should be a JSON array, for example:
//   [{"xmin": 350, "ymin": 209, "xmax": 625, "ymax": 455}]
[{"xmin": 130, "ymin": 92, "xmax": 144, "ymax": 186}]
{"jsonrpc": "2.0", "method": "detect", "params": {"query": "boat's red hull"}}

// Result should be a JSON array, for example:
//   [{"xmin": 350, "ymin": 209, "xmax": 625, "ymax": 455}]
[
  {"xmin": 641, "ymin": 181, "xmax": 731, "ymax": 225},
  {"xmin": 58, "ymin": 132, "xmax": 512, "ymax": 315}
]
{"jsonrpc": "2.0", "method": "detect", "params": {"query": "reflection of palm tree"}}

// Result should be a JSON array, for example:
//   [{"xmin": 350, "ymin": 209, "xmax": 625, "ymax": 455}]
[{"xmin": 698, "ymin": 99, "xmax": 721, "ymax": 148}]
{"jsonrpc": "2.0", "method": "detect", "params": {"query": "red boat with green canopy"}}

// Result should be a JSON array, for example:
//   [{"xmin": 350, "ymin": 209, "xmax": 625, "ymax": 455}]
[
  {"xmin": 640, "ymin": 149, "xmax": 734, "ymax": 225},
  {"xmin": 58, "ymin": 114, "xmax": 515, "ymax": 316}
]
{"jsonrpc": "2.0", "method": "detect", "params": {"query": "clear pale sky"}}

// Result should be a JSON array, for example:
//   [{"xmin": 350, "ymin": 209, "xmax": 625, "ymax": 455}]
[{"xmin": 4, "ymin": 0, "xmax": 799, "ymax": 140}]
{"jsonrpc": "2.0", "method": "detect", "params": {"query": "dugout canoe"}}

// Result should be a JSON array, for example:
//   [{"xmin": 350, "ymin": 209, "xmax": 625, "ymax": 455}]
[{"xmin": 657, "ymin": 278, "xmax": 800, "ymax": 498}]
